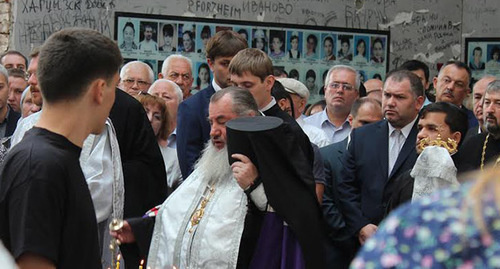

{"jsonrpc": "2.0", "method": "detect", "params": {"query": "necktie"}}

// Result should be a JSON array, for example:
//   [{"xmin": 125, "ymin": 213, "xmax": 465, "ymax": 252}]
[{"xmin": 389, "ymin": 129, "xmax": 404, "ymax": 176}]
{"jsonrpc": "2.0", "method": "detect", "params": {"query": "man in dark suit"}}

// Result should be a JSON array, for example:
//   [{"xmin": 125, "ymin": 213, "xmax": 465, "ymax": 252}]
[
  {"xmin": 320, "ymin": 97, "xmax": 382, "ymax": 268},
  {"xmin": 0, "ymin": 65, "xmax": 20, "ymax": 139},
  {"xmin": 433, "ymin": 61, "xmax": 477, "ymax": 128},
  {"xmin": 176, "ymin": 30, "xmax": 247, "ymax": 179},
  {"xmin": 338, "ymin": 70, "xmax": 425, "ymax": 246}
]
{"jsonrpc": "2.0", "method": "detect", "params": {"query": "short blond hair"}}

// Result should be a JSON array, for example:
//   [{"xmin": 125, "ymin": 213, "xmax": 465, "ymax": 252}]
[{"xmin": 229, "ymin": 48, "xmax": 272, "ymax": 82}]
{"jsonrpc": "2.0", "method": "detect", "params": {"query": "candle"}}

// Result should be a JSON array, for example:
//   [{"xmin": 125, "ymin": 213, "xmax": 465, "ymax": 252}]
[
  {"xmin": 116, "ymin": 254, "xmax": 121, "ymax": 269},
  {"xmin": 139, "ymin": 259, "xmax": 144, "ymax": 269}
]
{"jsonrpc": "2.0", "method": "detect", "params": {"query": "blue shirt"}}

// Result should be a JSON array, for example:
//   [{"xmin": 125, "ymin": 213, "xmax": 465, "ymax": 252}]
[{"xmin": 304, "ymin": 109, "xmax": 350, "ymax": 144}]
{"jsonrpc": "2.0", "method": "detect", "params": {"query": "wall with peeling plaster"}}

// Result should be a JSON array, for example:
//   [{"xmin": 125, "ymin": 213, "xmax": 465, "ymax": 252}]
[{"xmin": 6, "ymin": 0, "xmax": 500, "ymax": 77}]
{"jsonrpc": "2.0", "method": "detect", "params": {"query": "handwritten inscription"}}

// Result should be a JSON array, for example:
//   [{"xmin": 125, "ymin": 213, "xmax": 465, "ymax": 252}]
[
  {"xmin": 17, "ymin": 10, "xmax": 111, "ymax": 51},
  {"xmin": 21, "ymin": 0, "xmax": 115, "ymax": 13},
  {"xmin": 187, "ymin": 1, "xmax": 242, "ymax": 18},
  {"xmin": 187, "ymin": 0, "xmax": 294, "ymax": 19}
]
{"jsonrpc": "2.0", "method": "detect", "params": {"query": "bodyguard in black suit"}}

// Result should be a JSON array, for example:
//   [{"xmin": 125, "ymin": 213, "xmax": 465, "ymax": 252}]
[
  {"xmin": 338, "ymin": 70, "xmax": 425, "ymax": 247},
  {"xmin": 320, "ymin": 97, "xmax": 383, "ymax": 268},
  {"xmin": 177, "ymin": 30, "xmax": 248, "ymax": 179}
]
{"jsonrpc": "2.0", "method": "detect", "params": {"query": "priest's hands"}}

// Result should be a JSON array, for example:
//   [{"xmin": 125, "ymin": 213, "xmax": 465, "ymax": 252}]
[
  {"xmin": 231, "ymin": 153, "xmax": 258, "ymax": 190},
  {"xmin": 110, "ymin": 220, "xmax": 136, "ymax": 244},
  {"xmin": 358, "ymin": 223, "xmax": 378, "ymax": 245}
]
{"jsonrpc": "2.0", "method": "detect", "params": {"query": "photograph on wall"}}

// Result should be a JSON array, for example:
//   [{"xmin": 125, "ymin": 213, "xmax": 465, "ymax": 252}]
[
  {"xmin": 287, "ymin": 31, "xmax": 302, "ymax": 60},
  {"xmin": 321, "ymin": 33, "xmax": 336, "ymax": 62},
  {"xmin": 353, "ymin": 35, "xmax": 369, "ymax": 64},
  {"xmin": 370, "ymin": 36, "xmax": 386, "ymax": 64},
  {"xmin": 465, "ymin": 38, "xmax": 500, "ymax": 81},
  {"xmin": 159, "ymin": 23, "xmax": 177, "ymax": 52},
  {"xmin": 234, "ymin": 27, "xmax": 251, "ymax": 47},
  {"xmin": 337, "ymin": 34, "xmax": 353, "ymax": 62},
  {"xmin": 269, "ymin": 30, "xmax": 286, "ymax": 59},
  {"xmin": 252, "ymin": 28, "xmax": 268, "ymax": 52},
  {"xmin": 118, "ymin": 20, "xmax": 139, "ymax": 52},
  {"xmin": 303, "ymin": 32, "xmax": 320, "ymax": 60},
  {"xmin": 197, "ymin": 25, "xmax": 214, "ymax": 54},
  {"xmin": 195, "ymin": 62, "xmax": 212, "ymax": 91},
  {"xmin": 115, "ymin": 12, "xmax": 390, "ymax": 103},
  {"xmin": 179, "ymin": 23, "xmax": 196, "ymax": 53},
  {"xmin": 138, "ymin": 21, "xmax": 158, "ymax": 52}
]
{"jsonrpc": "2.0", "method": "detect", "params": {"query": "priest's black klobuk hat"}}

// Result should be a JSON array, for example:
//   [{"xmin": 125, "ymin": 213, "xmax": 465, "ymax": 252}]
[{"xmin": 226, "ymin": 116, "xmax": 283, "ymax": 165}]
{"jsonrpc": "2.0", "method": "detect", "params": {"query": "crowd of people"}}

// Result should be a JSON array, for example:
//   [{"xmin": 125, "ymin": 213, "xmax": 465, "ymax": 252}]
[{"xmin": 0, "ymin": 27, "xmax": 499, "ymax": 269}]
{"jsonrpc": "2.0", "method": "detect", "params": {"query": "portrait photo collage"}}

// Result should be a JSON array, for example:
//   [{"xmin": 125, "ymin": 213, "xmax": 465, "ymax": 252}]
[
  {"xmin": 466, "ymin": 38, "xmax": 500, "ymax": 84},
  {"xmin": 115, "ymin": 12, "xmax": 390, "ymax": 102}
]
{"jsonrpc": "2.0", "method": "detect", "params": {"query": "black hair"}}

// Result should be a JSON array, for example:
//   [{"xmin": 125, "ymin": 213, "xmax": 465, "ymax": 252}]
[{"xmin": 420, "ymin": 102, "xmax": 468, "ymax": 147}]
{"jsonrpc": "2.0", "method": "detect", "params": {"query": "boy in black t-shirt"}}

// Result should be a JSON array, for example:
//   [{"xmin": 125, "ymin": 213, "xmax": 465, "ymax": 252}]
[{"xmin": 0, "ymin": 28, "xmax": 122, "ymax": 268}]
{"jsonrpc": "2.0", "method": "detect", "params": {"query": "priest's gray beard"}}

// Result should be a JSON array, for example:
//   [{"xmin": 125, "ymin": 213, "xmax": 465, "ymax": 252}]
[{"xmin": 194, "ymin": 141, "xmax": 232, "ymax": 184}]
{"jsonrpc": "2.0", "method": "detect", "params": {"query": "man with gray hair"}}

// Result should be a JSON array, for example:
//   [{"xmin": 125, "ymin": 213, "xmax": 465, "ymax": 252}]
[
  {"xmin": 0, "ymin": 65, "xmax": 20, "ymax": 139},
  {"xmin": 464, "ymin": 75, "xmax": 497, "ymax": 141},
  {"xmin": 148, "ymin": 79, "xmax": 184, "ymax": 189},
  {"xmin": 459, "ymin": 80, "xmax": 500, "ymax": 173},
  {"xmin": 112, "ymin": 87, "xmax": 263, "ymax": 268},
  {"xmin": 338, "ymin": 70, "xmax": 424, "ymax": 248},
  {"xmin": 119, "ymin": 61, "xmax": 155, "ymax": 96},
  {"xmin": 159, "ymin": 55, "xmax": 194, "ymax": 99},
  {"xmin": 305, "ymin": 65, "xmax": 361, "ymax": 144}
]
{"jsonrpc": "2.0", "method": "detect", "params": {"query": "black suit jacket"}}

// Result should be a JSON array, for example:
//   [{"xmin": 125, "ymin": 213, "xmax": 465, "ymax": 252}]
[
  {"xmin": 176, "ymin": 84, "xmax": 215, "ymax": 179},
  {"xmin": 4, "ymin": 106, "xmax": 20, "ymax": 138},
  {"xmin": 320, "ymin": 138, "xmax": 350, "ymax": 241},
  {"xmin": 338, "ymin": 119, "xmax": 419, "ymax": 235},
  {"xmin": 110, "ymin": 89, "xmax": 168, "ymax": 268}
]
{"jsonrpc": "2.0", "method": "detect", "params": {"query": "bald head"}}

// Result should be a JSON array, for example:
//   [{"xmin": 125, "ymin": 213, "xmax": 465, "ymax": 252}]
[
  {"xmin": 364, "ymin": 79, "xmax": 383, "ymax": 102},
  {"xmin": 348, "ymin": 97, "xmax": 383, "ymax": 129},
  {"xmin": 473, "ymin": 75, "xmax": 497, "ymax": 126}
]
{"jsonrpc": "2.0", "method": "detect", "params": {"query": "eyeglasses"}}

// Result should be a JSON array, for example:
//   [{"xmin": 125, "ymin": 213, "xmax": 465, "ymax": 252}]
[
  {"xmin": 122, "ymin": 79, "xmax": 151, "ymax": 88},
  {"xmin": 329, "ymin": 82, "xmax": 355, "ymax": 91},
  {"xmin": 168, "ymin": 72, "xmax": 192, "ymax": 81}
]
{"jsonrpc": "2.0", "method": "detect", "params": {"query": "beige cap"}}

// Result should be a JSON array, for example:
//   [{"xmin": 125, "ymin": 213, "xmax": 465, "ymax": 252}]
[{"xmin": 277, "ymin": 78, "xmax": 310, "ymax": 100}]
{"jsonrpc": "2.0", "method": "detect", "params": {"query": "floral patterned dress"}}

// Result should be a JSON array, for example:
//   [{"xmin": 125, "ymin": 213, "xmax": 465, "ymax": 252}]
[{"xmin": 352, "ymin": 182, "xmax": 500, "ymax": 268}]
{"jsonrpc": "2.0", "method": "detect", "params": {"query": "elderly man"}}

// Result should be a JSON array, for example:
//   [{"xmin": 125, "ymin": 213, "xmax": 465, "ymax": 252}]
[
  {"xmin": 464, "ymin": 75, "xmax": 497, "ymax": 141},
  {"xmin": 0, "ymin": 51, "xmax": 28, "ymax": 71},
  {"xmin": 433, "ymin": 61, "xmax": 477, "ymax": 128},
  {"xmin": 148, "ymin": 79, "xmax": 183, "ymax": 189},
  {"xmin": 338, "ymin": 70, "xmax": 424, "ymax": 247},
  {"xmin": 112, "ymin": 87, "xmax": 261, "ymax": 268},
  {"xmin": 7, "ymin": 69, "xmax": 28, "ymax": 113},
  {"xmin": 159, "ymin": 55, "xmax": 194, "ymax": 100},
  {"xmin": 119, "ymin": 61, "xmax": 154, "ymax": 96},
  {"xmin": 459, "ymin": 80, "xmax": 500, "ymax": 173},
  {"xmin": 363, "ymin": 79, "xmax": 383, "ymax": 102},
  {"xmin": 305, "ymin": 65, "xmax": 361, "ymax": 144},
  {"xmin": 277, "ymin": 77, "xmax": 329, "ymax": 147},
  {"xmin": 0, "ymin": 66, "xmax": 20, "ymax": 139},
  {"xmin": 320, "ymin": 97, "xmax": 383, "ymax": 268},
  {"xmin": 177, "ymin": 30, "xmax": 247, "ymax": 179}
]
